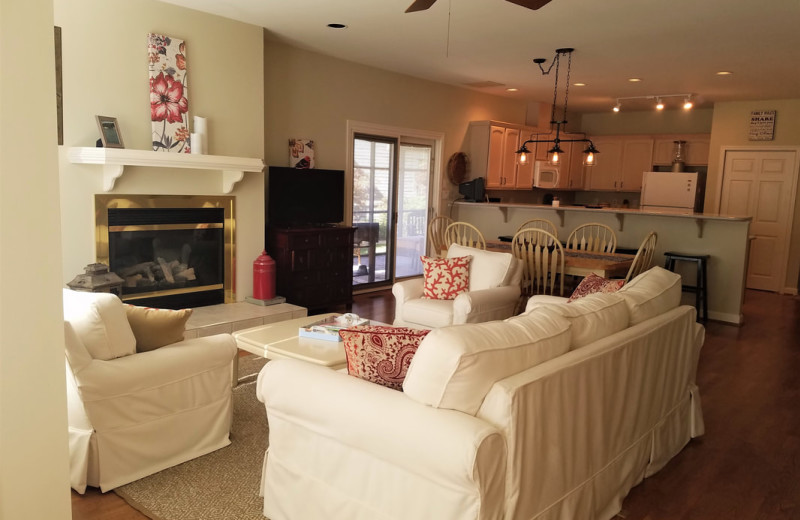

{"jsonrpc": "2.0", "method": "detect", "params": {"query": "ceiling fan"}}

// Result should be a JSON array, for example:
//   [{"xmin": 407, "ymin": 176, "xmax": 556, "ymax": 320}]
[{"xmin": 405, "ymin": 0, "xmax": 553, "ymax": 13}]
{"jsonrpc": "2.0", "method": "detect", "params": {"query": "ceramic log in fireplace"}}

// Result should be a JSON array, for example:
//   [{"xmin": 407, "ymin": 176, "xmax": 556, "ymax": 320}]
[{"xmin": 95, "ymin": 195, "xmax": 235, "ymax": 309}]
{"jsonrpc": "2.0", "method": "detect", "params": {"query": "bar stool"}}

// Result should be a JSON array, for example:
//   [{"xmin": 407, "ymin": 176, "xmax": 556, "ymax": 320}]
[{"xmin": 664, "ymin": 252, "xmax": 709, "ymax": 322}]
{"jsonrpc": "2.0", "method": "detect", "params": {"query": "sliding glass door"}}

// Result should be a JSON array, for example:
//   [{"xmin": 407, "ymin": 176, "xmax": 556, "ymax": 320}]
[
  {"xmin": 352, "ymin": 134, "xmax": 434, "ymax": 289},
  {"xmin": 353, "ymin": 135, "xmax": 395, "ymax": 288}
]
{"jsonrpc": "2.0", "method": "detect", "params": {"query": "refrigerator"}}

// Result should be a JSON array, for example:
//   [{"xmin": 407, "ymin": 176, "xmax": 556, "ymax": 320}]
[{"xmin": 640, "ymin": 171, "xmax": 704, "ymax": 214}]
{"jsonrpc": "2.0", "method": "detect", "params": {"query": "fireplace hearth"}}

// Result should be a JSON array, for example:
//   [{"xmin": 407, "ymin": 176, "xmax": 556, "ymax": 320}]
[{"xmin": 95, "ymin": 195, "xmax": 235, "ymax": 309}]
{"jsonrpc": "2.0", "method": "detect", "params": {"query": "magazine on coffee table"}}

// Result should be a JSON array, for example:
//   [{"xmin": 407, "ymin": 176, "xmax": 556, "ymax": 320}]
[{"xmin": 298, "ymin": 314, "xmax": 370, "ymax": 342}]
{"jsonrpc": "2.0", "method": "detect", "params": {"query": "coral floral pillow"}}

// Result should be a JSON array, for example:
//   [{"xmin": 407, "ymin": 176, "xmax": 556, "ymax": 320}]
[
  {"xmin": 421, "ymin": 255, "xmax": 472, "ymax": 300},
  {"xmin": 339, "ymin": 326, "xmax": 430, "ymax": 390},
  {"xmin": 568, "ymin": 273, "xmax": 625, "ymax": 302}
]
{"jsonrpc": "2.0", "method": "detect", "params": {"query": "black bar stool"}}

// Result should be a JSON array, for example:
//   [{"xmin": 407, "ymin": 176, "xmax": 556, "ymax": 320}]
[{"xmin": 664, "ymin": 252, "xmax": 709, "ymax": 322}]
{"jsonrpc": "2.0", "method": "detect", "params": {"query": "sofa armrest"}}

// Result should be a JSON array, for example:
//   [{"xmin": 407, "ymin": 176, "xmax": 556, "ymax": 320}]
[
  {"xmin": 74, "ymin": 333, "xmax": 237, "ymax": 401},
  {"xmin": 453, "ymin": 284, "xmax": 521, "ymax": 324},
  {"xmin": 258, "ymin": 358, "xmax": 506, "ymax": 493},
  {"xmin": 392, "ymin": 278, "xmax": 424, "ymax": 323}
]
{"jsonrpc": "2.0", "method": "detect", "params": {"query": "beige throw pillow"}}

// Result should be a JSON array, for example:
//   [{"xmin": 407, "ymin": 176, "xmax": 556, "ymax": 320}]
[{"xmin": 124, "ymin": 304, "xmax": 193, "ymax": 352}]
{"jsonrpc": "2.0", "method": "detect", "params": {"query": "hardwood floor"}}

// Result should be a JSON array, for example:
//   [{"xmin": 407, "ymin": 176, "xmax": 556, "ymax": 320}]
[{"xmin": 72, "ymin": 288, "xmax": 800, "ymax": 520}]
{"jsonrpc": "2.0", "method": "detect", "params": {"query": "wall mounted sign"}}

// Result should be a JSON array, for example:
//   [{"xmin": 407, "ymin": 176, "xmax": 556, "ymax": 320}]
[{"xmin": 748, "ymin": 110, "xmax": 776, "ymax": 141}]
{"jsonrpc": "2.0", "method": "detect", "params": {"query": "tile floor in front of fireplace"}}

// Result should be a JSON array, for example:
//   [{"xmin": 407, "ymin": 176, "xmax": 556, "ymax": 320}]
[{"xmin": 184, "ymin": 301, "xmax": 308, "ymax": 339}]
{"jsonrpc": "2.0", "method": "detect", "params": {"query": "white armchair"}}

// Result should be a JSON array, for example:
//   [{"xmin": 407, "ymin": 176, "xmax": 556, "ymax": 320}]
[
  {"xmin": 393, "ymin": 243, "xmax": 522, "ymax": 329},
  {"xmin": 63, "ymin": 289, "xmax": 238, "ymax": 493}
]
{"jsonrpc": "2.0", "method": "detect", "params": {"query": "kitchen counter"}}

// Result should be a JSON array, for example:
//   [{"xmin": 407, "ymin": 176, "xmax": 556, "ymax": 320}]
[
  {"xmin": 454, "ymin": 201, "xmax": 749, "ymax": 238},
  {"xmin": 452, "ymin": 201, "xmax": 752, "ymax": 324}
]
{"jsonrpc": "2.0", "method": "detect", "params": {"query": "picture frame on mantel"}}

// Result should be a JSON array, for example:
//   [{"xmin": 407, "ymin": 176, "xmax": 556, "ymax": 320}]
[{"xmin": 95, "ymin": 115, "xmax": 125, "ymax": 148}]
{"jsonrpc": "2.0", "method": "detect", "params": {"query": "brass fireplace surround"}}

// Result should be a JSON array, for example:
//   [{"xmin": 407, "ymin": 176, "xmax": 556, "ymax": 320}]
[{"xmin": 95, "ymin": 194, "xmax": 236, "ymax": 303}]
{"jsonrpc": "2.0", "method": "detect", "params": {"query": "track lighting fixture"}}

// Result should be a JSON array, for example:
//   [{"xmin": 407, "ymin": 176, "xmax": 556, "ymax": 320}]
[
  {"xmin": 612, "ymin": 93, "xmax": 695, "ymax": 112},
  {"xmin": 515, "ymin": 48, "xmax": 599, "ymax": 169}
]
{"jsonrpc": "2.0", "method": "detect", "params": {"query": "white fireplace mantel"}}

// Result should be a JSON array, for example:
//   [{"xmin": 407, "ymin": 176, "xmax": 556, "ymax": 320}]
[{"xmin": 68, "ymin": 147, "xmax": 265, "ymax": 193}]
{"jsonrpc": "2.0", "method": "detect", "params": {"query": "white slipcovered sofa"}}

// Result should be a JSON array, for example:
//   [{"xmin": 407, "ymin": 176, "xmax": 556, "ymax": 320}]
[
  {"xmin": 256, "ymin": 266, "xmax": 705, "ymax": 519},
  {"xmin": 63, "ymin": 289, "xmax": 238, "ymax": 493},
  {"xmin": 392, "ymin": 243, "xmax": 522, "ymax": 329}
]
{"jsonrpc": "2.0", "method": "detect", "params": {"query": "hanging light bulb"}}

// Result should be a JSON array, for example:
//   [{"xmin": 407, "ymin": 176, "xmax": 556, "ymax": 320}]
[
  {"xmin": 515, "ymin": 142, "xmax": 531, "ymax": 165},
  {"xmin": 583, "ymin": 143, "xmax": 598, "ymax": 167},
  {"xmin": 612, "ymin": 100, "xmax": 621, "ymax": 112},
  {"xmin": 547, "ymin": 143, "xmax": 563, "ymax": 166},
  {"xmin": 655, "ymin": 97, "xmax": 664, "ymax": 110},
  {"xmin": 683, "ymin": 96, "xmax": 693, "ymax": 110}
]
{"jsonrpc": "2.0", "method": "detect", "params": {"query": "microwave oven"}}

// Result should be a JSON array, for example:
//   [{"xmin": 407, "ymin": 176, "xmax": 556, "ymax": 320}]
[{"xmin": 533, "ymin": 161, "xmax": 560, "ymax": 188}]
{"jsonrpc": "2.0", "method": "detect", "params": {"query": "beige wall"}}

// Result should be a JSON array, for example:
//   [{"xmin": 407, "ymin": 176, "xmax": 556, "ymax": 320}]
[
  {"xmin": 55, "ymin": 0, "xmax": 265, "ymax": 298},
  {"xmin": 1, "ymin": 0, "xmax": 72, "ymax": 517},
  {"xmin": 707, "ymin": 99, "xmax": 800, "ymax": 292},
  {"xmin": 263, "ymin": 36, "xmax": 528, "ymax": 213},
  {"xmin": 581, "ymin": 108, "xmax": 714, "ymax": 136}
]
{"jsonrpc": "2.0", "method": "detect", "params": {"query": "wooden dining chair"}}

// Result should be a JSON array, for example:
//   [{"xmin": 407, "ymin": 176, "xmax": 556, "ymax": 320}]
[
  {"xmin": 624, "ymin": 231, "xmax": 658, "ymax": 282},
  {"xmin": 427, "ymin": 215, "xmax": 453, "ymax": 258},
  {"xmin": 516, "ymin": 218, "xmax": 558, "ymax": 239},
  {"xmin": 566, "ymin": 223, "xmax": 617, "ymax": 253},
  {"xmin": 511, "ymin": 228, "xmax": 565, "ymax": 297},
  {"xmin": 445, "ymin": 222, "xmax": 486, "ymax": 250}
]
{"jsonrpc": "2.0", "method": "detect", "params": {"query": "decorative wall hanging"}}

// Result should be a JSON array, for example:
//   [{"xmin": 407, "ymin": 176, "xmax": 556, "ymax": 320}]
[
  {"xmin": 148, "ymin": 33, "xmax": 190, "ymax": 153},
  {"xmin": 748, "ymin": 110, "xmax": 776, "ymax": 141},
  {"xmin": 289, "ymin": 138, "xmax": 315, "ymax": 168}
]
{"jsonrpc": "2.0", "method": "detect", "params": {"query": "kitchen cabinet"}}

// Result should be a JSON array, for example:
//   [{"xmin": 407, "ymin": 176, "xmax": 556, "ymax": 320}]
[
  {"xmin": 652, "ymin": 135, "xmax": 710, "ymax": 166},
  {"xmin": 620, "ymin": 138, "xmax": 654, "ymax": 191},
  {"xmin": 585, "ymin": 136, "xmax": 653, "ymax": 191},
  {"xmin": 586, "ymin": 138, "xmax": 623, "ymax": 190},
  {"xmin": 469, "ymin": 121, "xmax": 540, "ymax": 190}
]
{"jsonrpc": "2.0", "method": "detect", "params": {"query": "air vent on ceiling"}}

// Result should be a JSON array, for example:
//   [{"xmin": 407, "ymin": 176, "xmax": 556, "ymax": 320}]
[{"xmin": 462, "ymin": 81, "xmax": 505, "ymax": 89}]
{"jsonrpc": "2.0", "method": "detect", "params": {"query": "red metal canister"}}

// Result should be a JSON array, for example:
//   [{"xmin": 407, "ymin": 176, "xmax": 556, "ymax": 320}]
[{"xmin": 253, "ymin": 250, "xmax": 276, "ymax": 300}]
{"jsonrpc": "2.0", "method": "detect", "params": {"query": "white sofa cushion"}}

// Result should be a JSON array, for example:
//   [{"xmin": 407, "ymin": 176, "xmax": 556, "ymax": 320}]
[
  {"xmin": 62, "ymin": 289, "xmax": 136, "ymax": 360},
  {"xmin": 527, "ymin": 293, "xmax": 631, "ymax": 349},
  {"xmin": 617, "ymin": 266, "xmax": 682, "ymax": 325},
  {"xmin": 403, "ymin": 311, "xmax": 571, "ymax": 415},
  {"xmin": 399, "ymin": 297, "xmax": 455, "ymax": 329},
  {"xmin": 447, "ymin": 243, "xmax": 514, "ymax": 291}
]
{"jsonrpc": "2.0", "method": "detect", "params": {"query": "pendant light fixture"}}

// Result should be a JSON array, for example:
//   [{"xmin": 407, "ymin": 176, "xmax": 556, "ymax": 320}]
[{"xmin": 515, "ymin": 48, "xmax": 598, "ymax": 168}]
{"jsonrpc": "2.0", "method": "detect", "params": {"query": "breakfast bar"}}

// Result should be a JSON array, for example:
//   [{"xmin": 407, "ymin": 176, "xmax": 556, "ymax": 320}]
[{"xmin": 453, "ymin": 201, "xmax": 752, "ymax": 324}]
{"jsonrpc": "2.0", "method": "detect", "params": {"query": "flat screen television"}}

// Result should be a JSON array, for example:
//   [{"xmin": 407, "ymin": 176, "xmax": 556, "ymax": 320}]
[{"xmin": 267, "ymin": 166, "xmax": 345, "ymax": 227}]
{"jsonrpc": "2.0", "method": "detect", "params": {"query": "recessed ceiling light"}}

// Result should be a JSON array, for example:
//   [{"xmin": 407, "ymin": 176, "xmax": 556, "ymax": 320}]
[
  {"xmin": 716, "ymin": 71, "xmax": 733, "ymax": 75},
  {"xmin": 506, "ymin": 87, "xmax": 519, "ymax": 92},
  {"xmin": 327, "ymin": 23, "xmax": 347, "ymax": 29},
  {"xmin": 573, "ymin": 82, "xmax": 586, "ymax": 87},
  {"xmin": 628, "ymin": 78, "xmax": 642, "ymax": 82}
]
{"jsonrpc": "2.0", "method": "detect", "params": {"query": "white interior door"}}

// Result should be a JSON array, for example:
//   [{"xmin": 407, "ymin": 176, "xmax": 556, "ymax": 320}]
[{"xmin": 719, "ymin": 150, "xmax": 797, "ymax": 292}]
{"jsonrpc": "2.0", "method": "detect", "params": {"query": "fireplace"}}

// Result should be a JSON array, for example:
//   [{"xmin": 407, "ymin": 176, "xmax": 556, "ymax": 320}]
[{"xmin": 95, "ymin": 195, "xmax": 235, "ymax": 309}]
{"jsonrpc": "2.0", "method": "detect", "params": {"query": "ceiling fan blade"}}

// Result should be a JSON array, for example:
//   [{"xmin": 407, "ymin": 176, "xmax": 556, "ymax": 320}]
[
  {"xmin": 505, "ymin": 0, "xmax": 554, "ymax": 10},
  {"xmin": 405, "ymin": 0, "xmax": 438, "ymax": 13}
]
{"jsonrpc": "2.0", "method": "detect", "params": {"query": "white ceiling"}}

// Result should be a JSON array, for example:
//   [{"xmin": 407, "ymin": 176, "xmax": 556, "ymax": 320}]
[{"xmin": 160, "ymin": 0, "xmax": 800, "ymax": 113}]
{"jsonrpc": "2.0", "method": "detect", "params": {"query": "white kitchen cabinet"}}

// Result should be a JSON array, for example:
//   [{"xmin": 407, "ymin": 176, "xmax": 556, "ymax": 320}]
[
  {"xmin": 619, "ymin": 138, "xmax": 654, "ymax": 191},
  {"xmin": 652, "ymin": 135, "xmax": 711, "ymax": 166},
  {"xmin": 469, "ymin": 121, "xmax": 541, "ymax": 190},
  {"xmin": 586, "ymin": 138, "xmax": 624, "ymax": 190},
  {"xmin": 585, "ymin": 136, "xmax": 653, "ymax": 191}
]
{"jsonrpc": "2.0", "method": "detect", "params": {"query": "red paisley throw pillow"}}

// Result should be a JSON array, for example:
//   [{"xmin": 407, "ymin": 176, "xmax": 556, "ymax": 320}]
[
  {"xmin": 568, "ymin": 273, "xmax": 625, "ymax": 302},
  {"xmin": 421, "ymin": 255, "xmax": 471, "ymax": 300},
  {"xmin": 339, "ymin": 326, "xmax": 430, "ymax": 390}
]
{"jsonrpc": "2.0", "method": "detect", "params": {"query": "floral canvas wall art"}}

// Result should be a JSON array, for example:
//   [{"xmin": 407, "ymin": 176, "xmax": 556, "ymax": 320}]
[{"xmin": 148, "ymin": 33, "xmax": 189, "ymax": 153}]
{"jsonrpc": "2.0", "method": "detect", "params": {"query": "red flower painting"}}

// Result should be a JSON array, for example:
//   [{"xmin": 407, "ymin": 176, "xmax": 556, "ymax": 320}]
[
  {"xmin": 150, "ymin": 72, "xmax": 188, "ymax": 124},
  {"xmin": 148, "ymin": 33, "xmax": 189, "ymax": 153}
]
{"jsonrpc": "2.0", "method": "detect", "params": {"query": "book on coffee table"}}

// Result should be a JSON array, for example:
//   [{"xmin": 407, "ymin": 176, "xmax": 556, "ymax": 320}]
[{"xmin": 298, "ymin": 314, "xmax": 370, "ymax": 342}]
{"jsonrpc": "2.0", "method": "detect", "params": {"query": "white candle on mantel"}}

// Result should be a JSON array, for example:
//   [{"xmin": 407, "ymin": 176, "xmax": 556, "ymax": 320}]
[
  {"xmin": 193, "ymin": 116, "xmax": 207, "ymax": 135},
  {"xmin": 190, "ymin": 133, "xmax": 205, "ymax": 154}
]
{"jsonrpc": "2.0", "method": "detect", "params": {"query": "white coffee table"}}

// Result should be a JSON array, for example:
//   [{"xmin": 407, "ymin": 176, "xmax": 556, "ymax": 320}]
[{"xmin": 232, "ymin": 313, "xmax": 355, "ymax": 369}]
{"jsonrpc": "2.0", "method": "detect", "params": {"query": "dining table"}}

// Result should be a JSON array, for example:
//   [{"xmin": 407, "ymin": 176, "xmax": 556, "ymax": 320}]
[{"xmin": 485, "ymin": 240, "xmax": 635, "ymax": 279}]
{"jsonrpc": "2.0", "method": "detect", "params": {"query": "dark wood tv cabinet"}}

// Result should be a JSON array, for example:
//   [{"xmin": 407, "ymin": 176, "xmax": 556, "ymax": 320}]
[{"xmin": 267, "ymin": 226, "xmax": 355, "ymax": 311}]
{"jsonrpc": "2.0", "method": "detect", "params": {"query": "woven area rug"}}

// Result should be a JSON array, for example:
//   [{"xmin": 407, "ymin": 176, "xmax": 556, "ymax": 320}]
[{"xmin": 115, "ymin": 355, "xmax": 270, "ymax": 520}]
